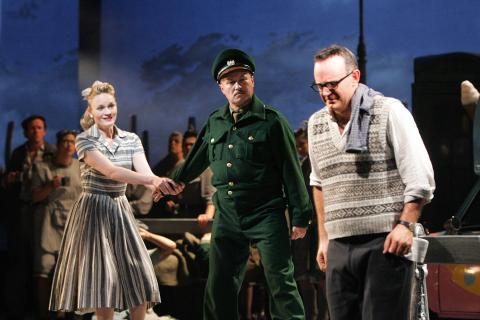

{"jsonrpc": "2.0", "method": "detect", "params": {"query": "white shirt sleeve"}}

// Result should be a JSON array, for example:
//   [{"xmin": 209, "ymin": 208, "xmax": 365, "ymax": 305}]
[
  {"xmin": 387, "ymin": 99, "xmax": 435, "ymax": 203},
  {"xmin": 308, "ymin": 112, "xmax": 323, "ymax": 187}
]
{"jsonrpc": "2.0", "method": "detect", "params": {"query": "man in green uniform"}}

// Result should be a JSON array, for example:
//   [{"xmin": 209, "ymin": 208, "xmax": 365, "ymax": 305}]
[{"xmin": 172, "ymin": 48, "xmax": 311, "ymax": 320}]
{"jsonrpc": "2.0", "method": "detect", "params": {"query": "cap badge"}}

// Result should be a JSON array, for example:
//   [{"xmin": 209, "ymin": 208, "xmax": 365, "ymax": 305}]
[{"xmin": 226, "ymin": 60, "xmax": 235, "ymax": 66}]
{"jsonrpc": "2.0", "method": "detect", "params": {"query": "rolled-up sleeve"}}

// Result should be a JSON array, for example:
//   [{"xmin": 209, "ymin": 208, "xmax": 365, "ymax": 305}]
[
  {"xmin": 307, "ymin": 113, "xmax": 323, "ymax": 188},
  {"xmin": 387, "ymin": 99, "xmax": 435, "ymax": 203}
]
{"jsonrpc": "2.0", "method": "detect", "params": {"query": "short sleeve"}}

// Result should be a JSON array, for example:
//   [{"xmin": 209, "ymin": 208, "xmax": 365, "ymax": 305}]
[
  {"xmin": 75, "ymin": 134, "xmax": 96, "ymax": 161},
  {"xmin": 132, "ymin": 134, "xmax": 145, "ymax": 155}
]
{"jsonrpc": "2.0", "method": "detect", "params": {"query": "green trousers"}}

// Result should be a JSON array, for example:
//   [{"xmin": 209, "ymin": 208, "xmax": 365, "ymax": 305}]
[{"xmin": 204, "ymin": 195, "xmax": 305, "ymax": 320}]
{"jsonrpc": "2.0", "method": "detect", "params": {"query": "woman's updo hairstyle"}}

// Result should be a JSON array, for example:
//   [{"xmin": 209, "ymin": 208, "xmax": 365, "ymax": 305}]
[{"xmin": 80, "ymin": 81, "xmax": 116, "ymax": 130}]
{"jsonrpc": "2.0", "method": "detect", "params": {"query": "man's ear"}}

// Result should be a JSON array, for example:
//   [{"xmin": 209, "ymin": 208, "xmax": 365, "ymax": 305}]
[
  {"xmin": 351, "ymin": 69, "xmax": 361, "ymax": 83},
  {"xmin": 461, "ymin": 80, "xmax": 479, "ymax": 121},
  {"xmin": 461, "ymin": 80, "xmax": 479, "ymax": 106}
]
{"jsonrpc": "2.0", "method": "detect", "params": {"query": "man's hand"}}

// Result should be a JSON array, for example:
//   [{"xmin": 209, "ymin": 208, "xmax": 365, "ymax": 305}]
[
  {"xmin": 291, "ymin": 226, "xmax": 307, "ymax": 240},
  {"xmin": 197, "ymin": 213, "xmax": 212, "ymax": 227},
  {"xmin": 154, "ymin": 177, "xmax": 184, "ymax": 195},
  {"xmin": 197, "ymin": 204, "xmax": 215, "ymax": 227},
  {"xmin": 383, "ymin": 224, "xmax": 413, "ymax": 256},
  {"xmin": 316, "ymin": 236, "xmax": 329, "ymax": 272},
  {"xmin": 50, "ymin": 175, "xmax": 62, "ymax": 189},
  {"xmin": 150, "ymin": 181, "xmax": 163, "ymax": 202},
  {"xmin": 165, "ymin": 200, "xmax": 176, "ymax": 210},
  {"xmin": 151, "ymin": 177, "xmax": 185, "ymax": 202}
]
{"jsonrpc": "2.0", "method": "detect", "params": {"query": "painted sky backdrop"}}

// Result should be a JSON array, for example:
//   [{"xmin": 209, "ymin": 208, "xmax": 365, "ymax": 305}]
[{"xmin": 1, "ymin": 0, "xmax": 480, "ymax": 167}]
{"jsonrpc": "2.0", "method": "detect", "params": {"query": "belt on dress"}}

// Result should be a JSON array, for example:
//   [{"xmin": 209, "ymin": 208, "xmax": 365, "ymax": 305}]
[{"xmin": 83, "ymin": 189, "xmax": 125, "ymax": 198}]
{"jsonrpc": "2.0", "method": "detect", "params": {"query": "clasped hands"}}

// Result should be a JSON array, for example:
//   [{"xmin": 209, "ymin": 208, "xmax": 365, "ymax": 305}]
[{"xmin": 149, "ymin": 177, "xmax": 184, "ymax": 202}]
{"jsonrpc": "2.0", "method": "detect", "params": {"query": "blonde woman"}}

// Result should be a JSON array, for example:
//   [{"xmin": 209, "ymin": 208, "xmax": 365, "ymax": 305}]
[{"xmin": 49, "ymin": 81, "xmax": 183, "ymax": 320}]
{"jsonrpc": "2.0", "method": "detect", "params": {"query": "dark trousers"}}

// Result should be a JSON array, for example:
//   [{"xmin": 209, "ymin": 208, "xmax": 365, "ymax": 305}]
[
  {"xmin": 326, "ymin": 234, "xmax": 412, "ymax": 320},
  {"xmin": 292, "ymin": 224, "xmax": 328, "ymax": 320},
  {"xmin": 204, "ymin": 197, "xmax": 305, "ymax": 320},
  {"xmin": 5, "ymin": 202, "xmax": 34, "ymax": 318},
  {"xmin": 297, "ymin": 278, "xmax": 329, "ymax": 320}
]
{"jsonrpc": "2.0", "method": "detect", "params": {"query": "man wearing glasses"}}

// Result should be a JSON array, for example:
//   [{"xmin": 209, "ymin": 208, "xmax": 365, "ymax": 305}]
[
  {"xmin": 308, "ymin": 44, "xmax": 435, "ymax": 320},
  {"xmin": 173, "ymin": 48, "xmax": 312, "ymax": 320},
  {"xmin": 31, "ymin": 129, "xmax": 81, "ymax": 319}
]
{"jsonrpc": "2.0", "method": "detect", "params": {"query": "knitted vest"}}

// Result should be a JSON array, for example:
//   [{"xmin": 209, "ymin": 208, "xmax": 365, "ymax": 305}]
[{"xmin": 309, "ymin": 97, "xmax": 405, "ymax": 239}]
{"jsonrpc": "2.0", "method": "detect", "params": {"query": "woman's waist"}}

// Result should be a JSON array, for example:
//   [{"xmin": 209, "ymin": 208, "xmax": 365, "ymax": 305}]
[{"xmin": 82, "ymin": 187, "xmax": 126, "ymax": 197}]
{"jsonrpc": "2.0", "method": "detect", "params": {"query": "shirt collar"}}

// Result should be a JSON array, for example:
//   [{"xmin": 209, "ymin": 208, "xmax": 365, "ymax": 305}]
[
  {"xmin": 25, "ymin": 142, "xmax": 45, "ymax": 151},
  {"xmin": 88, "ymin": 124, "xmax": 125, "ymax": 155},
  {"xmin": 89, "ymin": 124, "xmax": 126, "ymax": 139}
]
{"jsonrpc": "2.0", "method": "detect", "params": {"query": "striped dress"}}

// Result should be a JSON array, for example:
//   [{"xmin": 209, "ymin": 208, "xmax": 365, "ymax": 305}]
[{"xmin": 49, "ymin": 125, "xmax": 160, "ymax": 312}]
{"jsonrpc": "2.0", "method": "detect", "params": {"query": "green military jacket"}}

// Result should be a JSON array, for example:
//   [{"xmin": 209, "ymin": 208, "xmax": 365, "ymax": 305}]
[{"xmin": 172, "ymin": 95, "xmax": 311, "ymax": 227}]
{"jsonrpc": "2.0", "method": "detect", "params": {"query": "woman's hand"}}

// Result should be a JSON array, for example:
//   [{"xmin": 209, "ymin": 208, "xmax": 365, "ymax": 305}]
[{"xmin": 146, "ymin": 184, "xmax": 161, "ymax": 202}]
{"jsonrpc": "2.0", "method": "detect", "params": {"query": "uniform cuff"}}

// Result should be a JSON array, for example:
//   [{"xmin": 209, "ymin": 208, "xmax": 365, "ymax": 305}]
[{"xmin": 292, "ymin": 211, "xmax": 310, "ymax": 228}]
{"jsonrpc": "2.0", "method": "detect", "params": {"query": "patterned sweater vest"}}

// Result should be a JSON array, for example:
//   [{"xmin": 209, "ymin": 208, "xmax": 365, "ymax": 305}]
[{"xmin": 310, "ymin": 97, "xmax": 405, "ymax": 239}]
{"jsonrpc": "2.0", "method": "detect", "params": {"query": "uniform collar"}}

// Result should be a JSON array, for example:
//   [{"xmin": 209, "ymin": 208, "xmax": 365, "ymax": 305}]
[{"xmin": 215, "ymin": 94, "xmax": 266, "ymax": 121}]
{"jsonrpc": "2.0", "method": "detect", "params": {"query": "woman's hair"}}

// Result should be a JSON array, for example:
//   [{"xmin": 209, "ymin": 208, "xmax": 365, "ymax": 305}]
[{"xmin": 80, "ymin": 81, "xmax": 116, "ymax": 130}]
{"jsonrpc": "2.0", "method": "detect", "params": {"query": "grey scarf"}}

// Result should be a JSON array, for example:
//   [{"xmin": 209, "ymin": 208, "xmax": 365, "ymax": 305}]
[{"xmin": 345, "ymin": 83, "xmax": 383, "ymax": 153}]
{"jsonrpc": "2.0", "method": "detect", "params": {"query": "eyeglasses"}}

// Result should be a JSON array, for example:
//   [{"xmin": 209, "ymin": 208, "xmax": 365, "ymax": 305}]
[{"xmin": 310, "ymin": 71, "xmax": 353, "ymax": 93}]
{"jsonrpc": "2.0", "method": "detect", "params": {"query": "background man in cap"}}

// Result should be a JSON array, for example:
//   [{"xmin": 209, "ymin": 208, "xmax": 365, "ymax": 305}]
[
  {"xmin": 173, "ymin": 48, "xmax": 311, "ymax": 320},
  {"xmin": 308, "ymin": 44, "xmax": 435, "ymax": 319}
]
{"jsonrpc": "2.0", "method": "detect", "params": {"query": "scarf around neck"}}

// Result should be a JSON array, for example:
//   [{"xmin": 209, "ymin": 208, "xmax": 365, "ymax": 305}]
[{"xmin": 345, "ymin": 83, "xmax": 383, "ymax": 153}]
